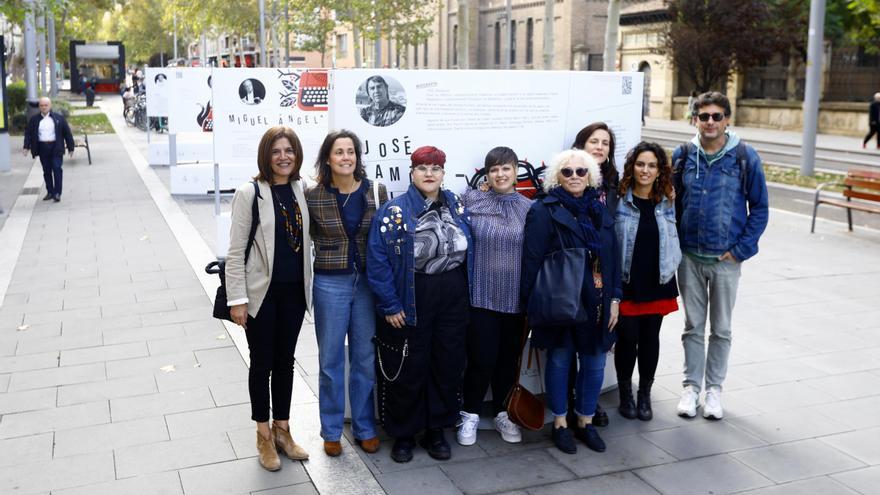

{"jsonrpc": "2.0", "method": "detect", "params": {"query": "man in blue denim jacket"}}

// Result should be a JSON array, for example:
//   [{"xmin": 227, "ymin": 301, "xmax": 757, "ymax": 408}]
[{"xmin": 672, "ymin": 92, "xmax": 769, "ymax": 421}]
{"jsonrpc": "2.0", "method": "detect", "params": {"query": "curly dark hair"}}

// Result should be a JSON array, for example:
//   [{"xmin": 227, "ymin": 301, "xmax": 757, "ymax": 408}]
[
  {"xmin": 314, "ymin": 129, "xmax": 367, "ymax": 188},
  {"xmin": 618, "ymin": 141, "xmax": 674, "ymax": 203}
]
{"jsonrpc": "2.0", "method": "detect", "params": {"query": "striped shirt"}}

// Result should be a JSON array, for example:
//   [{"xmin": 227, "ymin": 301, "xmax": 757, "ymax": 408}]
[{"xmin": 461, "ymin": 189, "xmax": 532, "ymax": 314}]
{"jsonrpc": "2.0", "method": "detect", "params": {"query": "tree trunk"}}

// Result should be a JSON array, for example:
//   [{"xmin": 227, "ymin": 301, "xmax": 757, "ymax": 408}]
[
  {"xmin": 542, "ymin": 0, "xmax": 554, "ymax": 69},
  {"xmin": 603, "ymin": 0, "xmax": 620, "ymax": 71},
  {"xmin": 353, "ymin": 22, "xmax": 362, "ymax": 67},
  {"xmin": 457, "ymin": 0, "xmax": 468, "ymax": 69}
]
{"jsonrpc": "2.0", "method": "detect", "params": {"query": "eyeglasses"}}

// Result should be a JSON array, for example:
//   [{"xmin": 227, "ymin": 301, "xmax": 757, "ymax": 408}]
[
  {"xmin": 697, "ymin": 112, "xmax": 726, "ymax": 122},
  {"xmin": 413, "ymin": 165, "xmax": 444, "ymax": 175},
  {"xmin": 560, "ymin": 167, "xmax": 588, "ymax": 178}
]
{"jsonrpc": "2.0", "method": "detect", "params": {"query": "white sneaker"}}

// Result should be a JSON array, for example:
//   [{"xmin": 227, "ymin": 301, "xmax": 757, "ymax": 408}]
[
  {"xmin": 703, "ymin": 387, "xmax": 724, "ymax": 420},
  {"xmin": 676, "ymin": 386, "xmax": 699, "ymax": 418},
  {"xmin": 457, "ymin": 411, "xmax": 479, "ymax": 446},
  {"xmin": 494, "ymin": 412, "xmax": 522, "ymax": 444}
]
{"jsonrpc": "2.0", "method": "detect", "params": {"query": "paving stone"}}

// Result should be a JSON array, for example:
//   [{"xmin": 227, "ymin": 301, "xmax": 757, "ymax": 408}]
[
  {"xmin": 252, "ymin": 483, "xmax": 319, "ymax": 495},
  {"xmin": 811, "ymin": 395, "xmax": 880, "ymax": 429},
  {"xmin": 147, "ymin": 332, "xmax": 233, "ymax": 356},
  {"xmin": 377, "ymin": 466, "xmax": 462, "ymax": 495},
  {"xmin": 819, "ymin": 427, "xmax": 880, "ymax": 465},
  {"xmin": 102, "ymin": 298, "xmax": 177, "ymax": 318},
  {"xmin": 7, "ymin": 321, "xmax": 64, "ymax": 341},
  {"xmin": 8, "ymin": 362, "xmax": 105, "ymax": 391},
  {"xmin": 106, "ymin": 351, "xmax": 196, "ymax": 379},
  {"xmin": 165, "ymin": 403, "xmax": 252, "ymax": 439},
  {"xmin": 66, "ymin": 314, "xmax": 142, "ymax": 333},
  {"xmin": 57, "ymin": 374, "xmax": 157, "ymax": 406},
  {"xmin": 732, "ymin": 360, "xmax": 828, "ymax": 386},
  {"xmin": 546, "ymin": 433, "xmax": 676, "ymax": 477},
  {"xmin": 21, "ymin": 306, "xmax": 102, "ymax": 326},
  {"xmin": 15, "ymin": 330, "xmax": 102, "ymax": 355},
  {"xmin": 52, "ymin": 471, "xmax": 184, "ymax": 495},
  {"xmin": 154, "ymin": 357, "xmax": 246, "ymax": 393},
  {"xmin": 832, "ymin": 465, "xmax": 880, "ymax": 495},
  {"xmin": 736, "ymin": 476, "xmax": 860, "ymax": 495},
  {"xmin": 114, "ymin": 432, "xmax": 236, "ymax": 478},
  {"xmin": 0, "ymin": 373, "xmax": 10, "ymax": 393},
  {"xmin": 179, "ymin": 457, "xmax": 310, "ymax": 495},
  {"xmin": 0, "ymin": 387, "xmax": 57, "ymax": 414},
  {"xmin": 0, "ymin": 451, "xmax": 115, "ymax": 494},
  {"xmin": 728, "ymin": 408, "xmax": 852, "ymax": 444},
  {"xmin": 0, "ymin": 338, "xmax": 17, "ymax": 357},
  {"xmin": 63, "ymin": 291, "xmax": 135, "ymax": 310},
  {"xmin": 209, "ymin": 380, "xmax": 250, "ymax": 407},
  {"xmin": 0, "ymin": 399, "xmax": 110, "ymax": 439},
  {"xmin": 0, "ymin": 350, "xmax": 59, "ymax": 373},
  {"xmin": 54, "ymin": 415, "xmax": 170, "ymax": 458},
  {"xmin": 733, "ymin": 438, "xmax": 866, "ymax": 483},
  {"xmin": 441, "ymin": 449, "xmax": 576, "ymax": 494},
  {"xmin": 0, "ymin": 432, "xmax": 54, "ymax": 468},
  {"xmin": 800, "ymin": 348, "xmax": 880, "ymax": 375},
  {"xmin": 802, "ymin": 371, "xmax": 880, "ymax": 401},
  {"xmin": 60, "ymin": 341, "xmax": 148, "ymax": 366},
  {"xmin": 110, "ymin": 387, "xmax": 215, "ymax": 422},
  {"xmin": 725, "ymin": 381, "xmax": 837, "ymax": 414},
  {"xmin": 148, "ymin": 308, "xmax": 212, "ymax": 326},
  {"xmin": 634, "ymin": 454, "xmax": 772, "ymax": 495},
  {"xmin": 526, "ymin": 471, "xmax": 660, "ymax": 494},
  {"xmin": 102, "ymin": 322, "xmax": 185, "ymax": 345},
  {"xmin": 641, "ymin": 419, "xmax": 768, "ymax": 460}
]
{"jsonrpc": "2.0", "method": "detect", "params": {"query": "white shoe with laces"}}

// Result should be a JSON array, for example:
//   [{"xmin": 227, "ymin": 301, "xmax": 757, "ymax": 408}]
[
  {"xmin": 676, "ymin": 385, "xmax": 699, "ymax": 418},
  {"xmin": 457, "ymin": 411, "xmax": 479, "ymax": 446},
  {"xmin": 494, "ymin": 412, "xmax": 522, "ymax": 444},
  {"xmin": 703, "ymin": 387, "xmax": 724, "ymax": 420}
]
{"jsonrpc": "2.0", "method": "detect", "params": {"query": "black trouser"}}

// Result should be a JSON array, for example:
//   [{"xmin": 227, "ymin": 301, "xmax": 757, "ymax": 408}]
[
  {"xmin": 614, "ymin": 314, "xmax": 663, "ymax": 388},
  {"xmin": 375, "ymin": 267, "xmax": 469, "ymax": 438},
  {"xmin": 462, "ymin": 308, "xmax": 523, "ymax": 415},
  {"xmin": 245, "ymin": 281, "xmax": 306, "ymax": 422},
  {"xmin": 865, "ymin": 123, "xmax": 879, "ymax": 148},
  {"xmin": 38, "ymin": 142, "xmax": 63, "ymax": 196}
]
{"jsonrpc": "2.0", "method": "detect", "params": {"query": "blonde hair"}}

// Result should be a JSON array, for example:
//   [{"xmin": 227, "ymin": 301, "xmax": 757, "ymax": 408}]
[{"xmin": 543, "ymin": 149, "xmax": 602, "ymax": 192}]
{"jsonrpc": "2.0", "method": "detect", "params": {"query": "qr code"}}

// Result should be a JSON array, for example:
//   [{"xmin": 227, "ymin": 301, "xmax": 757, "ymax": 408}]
[
  {"xmin": 175, "ymin": 71, "xmax": 183, "ymax": 79},
  {"xmin": 622, "ymin": 76, "xmax": 632, "ymax": 95}
]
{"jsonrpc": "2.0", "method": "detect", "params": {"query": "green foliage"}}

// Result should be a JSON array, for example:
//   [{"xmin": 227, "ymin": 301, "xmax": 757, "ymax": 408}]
[
  {"xmin": 845, "ymin": 0, "xmax": 880, "ymax": 53},
  {"xmin": 68, "ymin": 113, "xmax": 114, "ymax": 134},
  {"xmin": 6, "ymin": 81, "xmax": 27, "ymax": 117}
]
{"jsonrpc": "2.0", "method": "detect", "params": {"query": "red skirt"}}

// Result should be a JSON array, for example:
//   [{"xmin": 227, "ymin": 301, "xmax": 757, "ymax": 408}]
[{"xmin": 620, "ymin": 297, "xmax": 679, "ymax": 317}]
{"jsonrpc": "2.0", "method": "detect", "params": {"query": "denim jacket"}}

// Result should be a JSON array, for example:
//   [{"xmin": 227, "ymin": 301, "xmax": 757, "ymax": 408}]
[
  {"xmin": 366, "ymin": 184, "xmax": 474, "ymax": 326},
  {"xmin": 615, "ymin": 189, "xmax": 682, "ymax": 284},
  {"xmin": 672, "ymin": 131, "xmax": 769, "ymax": 261}
]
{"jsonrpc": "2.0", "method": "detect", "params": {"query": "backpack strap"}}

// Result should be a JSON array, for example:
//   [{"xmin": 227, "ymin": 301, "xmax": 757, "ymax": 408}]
[
  {"xmin": 735, "ymin": 141, "xmax": 751, "ymax": 195},
  {"xmin": 244, "ymin": 181, "xmax": 260, "ymax": 264}
]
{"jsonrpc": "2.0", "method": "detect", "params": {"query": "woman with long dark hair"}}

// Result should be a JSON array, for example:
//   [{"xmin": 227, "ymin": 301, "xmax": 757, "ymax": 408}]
[
  {"xmin": 226, "ymin": 126, "xmax": 312, "ymax": 471},
  {"xmin": 306, "ymin": 129, "xmax": 388, "ymax": 457},
  {"xmin": 614, "ymin": 141, "xmax": 681, "ymax": 421}
]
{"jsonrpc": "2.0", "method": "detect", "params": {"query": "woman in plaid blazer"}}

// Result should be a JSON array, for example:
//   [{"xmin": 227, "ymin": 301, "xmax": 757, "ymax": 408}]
[{"xmin": 305, "ymin": 130, "xmax": 388, "ymax": 457}]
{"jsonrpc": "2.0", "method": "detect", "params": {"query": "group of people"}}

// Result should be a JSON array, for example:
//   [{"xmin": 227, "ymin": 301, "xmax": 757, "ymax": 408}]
[{"xmin": 224, "ymin": 90, "xmax": 769, "ymax": 470}]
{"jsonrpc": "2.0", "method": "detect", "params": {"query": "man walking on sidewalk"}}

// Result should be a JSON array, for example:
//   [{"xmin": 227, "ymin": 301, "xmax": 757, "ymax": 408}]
[
  {"xmin": 671, "ymin": 92, "xmax": 769, "ymax": 420},
  {"xmin": 863, "ymin": 92, "xmax": 880, "ymax": 150},
  {"xmin": 23, "ymin": 97, "xmax": 74, "ymax": 202}
]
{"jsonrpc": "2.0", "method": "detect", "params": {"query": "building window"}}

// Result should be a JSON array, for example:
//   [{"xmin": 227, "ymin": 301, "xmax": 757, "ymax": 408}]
[
  {"xmin": 588, "ymin": 54, "xmax": 603, "ymax": 71},
  {"xmin": 510, "ymin": 21, "xmax": 517, "ymax": 65},
  {"xmin": 424, "ymin": 40, "xmax": 428, "ymax": 67},
  {"xmin": 526, "ymin": 18, "xmax": 534, "ymax": 65},
  {"xmin": 453, "ymin": 25, "xmax": 458, "ymax": 66},
  {"xmin": 494, "ymin": 22, "xmax": 501, "ymax": 66},
  {"xmin": 337, "ymin": 34, "xmax": 348, "ymax": 57}
]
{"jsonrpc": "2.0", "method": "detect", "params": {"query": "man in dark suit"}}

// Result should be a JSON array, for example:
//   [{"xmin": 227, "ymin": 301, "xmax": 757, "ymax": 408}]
[{"xmin": 23, "ymin": 97, "xmax": 75, "ymax": 202}]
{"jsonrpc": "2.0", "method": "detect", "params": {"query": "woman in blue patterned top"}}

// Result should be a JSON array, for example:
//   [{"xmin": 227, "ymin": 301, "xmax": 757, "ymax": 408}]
[{"xmin": 456, "ymin": 147, "xmax": 533, "ymax": 447}]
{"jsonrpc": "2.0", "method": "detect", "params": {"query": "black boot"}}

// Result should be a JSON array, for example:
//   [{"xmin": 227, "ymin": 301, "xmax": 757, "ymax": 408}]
[
  {"xmin": 618, "ymin": 381, "xmax": 637, "ymax": 419},
  {"xmin": 593, "ymin": 404, "xmax": 609, "ymax": 427},
  {"xmin": 637, "ymin": 382, "xmax": 653, "ymax": 421}
]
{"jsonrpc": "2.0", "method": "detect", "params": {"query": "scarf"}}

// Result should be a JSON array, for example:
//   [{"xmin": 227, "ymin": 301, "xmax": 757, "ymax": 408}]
[{"xmin": 549, "ymin": 186, "xmax": 604, "ymax": 254}]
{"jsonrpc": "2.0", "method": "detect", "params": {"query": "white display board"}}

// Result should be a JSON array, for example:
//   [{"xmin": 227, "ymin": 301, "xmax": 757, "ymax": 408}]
[
  {"xmin": 212, "ymin": 68, "xmax": 329, "ymax": 172},
  {"xmin": 330, "ymin": 69, "xmax": 644, "ymax": 197},
  {"xmin": 168, "ymin": 67, "xmax": 214, "ymax": 134},
  {"xmin": 144, "ymin": 67, "xmax": 169, "ymax": 117}
]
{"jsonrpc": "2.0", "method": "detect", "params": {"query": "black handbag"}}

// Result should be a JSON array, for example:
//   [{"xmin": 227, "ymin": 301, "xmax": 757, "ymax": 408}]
[
  {"xmin": 526, "ymin": 224, "xmax": 590, "ymax": 327},
  {"xmin": 206, "ymin": 181, "xmax": 260, "ymax": 322}
]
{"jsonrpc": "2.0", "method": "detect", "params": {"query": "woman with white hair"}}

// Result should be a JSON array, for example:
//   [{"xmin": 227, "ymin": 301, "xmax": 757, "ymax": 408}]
[{"xmin": 520, "ymin": 149, "xmax": 621, "ymax": 455}]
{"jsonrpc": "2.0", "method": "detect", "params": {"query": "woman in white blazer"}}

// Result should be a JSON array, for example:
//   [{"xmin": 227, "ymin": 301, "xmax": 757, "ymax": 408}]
[{"xmin": 225, "ymin": 126, "xmax": 313, "ymax": 471}]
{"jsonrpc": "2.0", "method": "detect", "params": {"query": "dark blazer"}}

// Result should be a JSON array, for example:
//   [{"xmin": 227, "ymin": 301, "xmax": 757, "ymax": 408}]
[
  {"xmin": 520, "ymin": 193, "xmax": 621, "ymax": 354},
  {"xmin": 24, "ymin": 111, "xmax": 75, "ymax": 158},
  {"xmin": 870, "ymin": 100, "xmax": 880, "ymax": 126}
]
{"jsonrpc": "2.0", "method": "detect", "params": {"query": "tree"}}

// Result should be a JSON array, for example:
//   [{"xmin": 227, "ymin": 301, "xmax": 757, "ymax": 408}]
[
  {"xmin": 287, "ymin": 0, "xmax": 336, "ymax": 67},
  {"xmin": 665, "ymin": 0, "xmax": 787, "ymax": 92}
]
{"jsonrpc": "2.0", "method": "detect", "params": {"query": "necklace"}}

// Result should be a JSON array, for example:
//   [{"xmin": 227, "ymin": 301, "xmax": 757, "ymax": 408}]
[{"xmin": 336, "ymin": 180, "xmax": 359, "ymax": 209}]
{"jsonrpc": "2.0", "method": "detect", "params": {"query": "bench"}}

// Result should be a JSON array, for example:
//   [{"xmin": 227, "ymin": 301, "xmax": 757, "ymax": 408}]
[
  {"xmin": 811, "ymin": 168, "xmax": 880, "ymax": 232},
  {"xmin": 74, "ymin": 134, "xmax": 92, "ymax": 165}
]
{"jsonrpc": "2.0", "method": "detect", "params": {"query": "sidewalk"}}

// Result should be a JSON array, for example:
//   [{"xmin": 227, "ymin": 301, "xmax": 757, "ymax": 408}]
[{"xmin": 0, "ymin": 103, "xmax": 879, "ymax": 494}]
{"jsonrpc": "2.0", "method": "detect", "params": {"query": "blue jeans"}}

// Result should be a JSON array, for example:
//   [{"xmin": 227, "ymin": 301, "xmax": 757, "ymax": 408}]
[
  {"xmin": 313, "ymin": 271, "xmax": 378, "ymax": 441},
  {"xmin": 545, "ymin": 347, "xmax": 606, "ymax": 417}
]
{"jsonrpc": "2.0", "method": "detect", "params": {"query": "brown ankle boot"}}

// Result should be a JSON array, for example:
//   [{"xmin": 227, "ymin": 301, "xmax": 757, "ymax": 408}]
[
  {"xmin": 257, "ymin": 431, "xmax": 281, "ymax": 471},
  {"xmin": 272, "ymin": 424, "xmax": 309, "ymax": 460}
]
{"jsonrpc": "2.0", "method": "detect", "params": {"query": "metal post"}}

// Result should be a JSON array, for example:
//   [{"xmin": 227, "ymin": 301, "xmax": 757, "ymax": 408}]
[
  {"xmin": 603, "ymin": 0, "xmax": 621, "ymax": 71},
  {"xmin": 201, "ymin": 32, "xmax": 208, "ymax": 67},
  {"xmin": 173, "ymin": 13, "xmax": 178, "ymax": 60},
  {"xmin": 800, "ymin": 0, "xmax": 826, "ymax": 177},
  {"xmin": 169, "ymin": 133, "xmax": 177, "ymax": 167},
  {"xmin": 259, "ymin": 0, "xmax": 266, "ymax": 67},
  {"xmin": 374, "ymin": 21, "xmax": 382, "ymax": 68},
  {"xmin": 214, "ymin": 163, "xmax": 221, "ymax": 216},
  {"xmin": 542, "ymin": 0, "xmax": 554, "ymax": 70},
  {"xmin": 505, "ymin": 0, "xmax": 512, "ymax": 69},
  {"xmin": 47, "ymin": 12, "xmax": 57, "ymax": 96},
  {"xmin": 36, "ymin": 11, "xmax": 45, "ymax": 96},
  {"xmin": 284, "ymin": 1, "xmax": 290, "ymax": 67},
  {"xmin": 24, "ymin": 0, "xmax": 38, "ymax": 117}
]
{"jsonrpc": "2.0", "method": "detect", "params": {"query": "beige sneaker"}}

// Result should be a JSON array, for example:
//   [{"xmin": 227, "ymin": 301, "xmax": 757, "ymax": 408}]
[
  {"xmin": 272, "ymin": 424, "xmax": 309, "ymax": 460},
  {"xmin": 256, "ymin": 431, "xmax": 281, "ymax": 471}
]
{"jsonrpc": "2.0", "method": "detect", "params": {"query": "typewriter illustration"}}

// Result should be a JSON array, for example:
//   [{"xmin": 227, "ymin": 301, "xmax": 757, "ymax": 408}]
[{"xmin": 297, "ymin": 70, "xmax": 328, "ymax": 111}]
